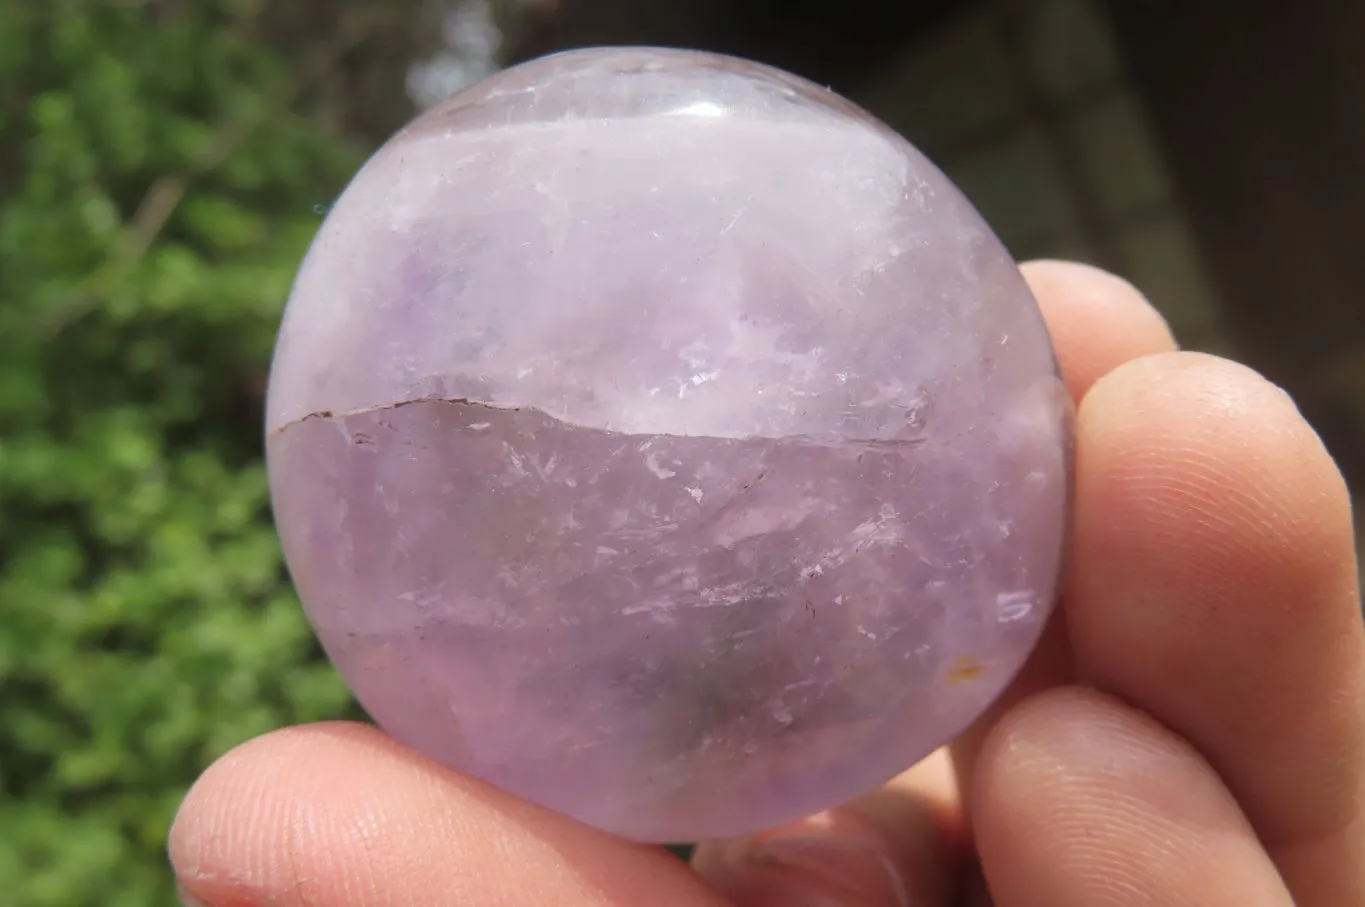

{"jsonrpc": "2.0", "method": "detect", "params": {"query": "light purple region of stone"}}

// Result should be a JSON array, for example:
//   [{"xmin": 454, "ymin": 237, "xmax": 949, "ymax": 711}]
[{"xmin": 265, "ymin": 47, "xmax": 1072, "ymax": 843}]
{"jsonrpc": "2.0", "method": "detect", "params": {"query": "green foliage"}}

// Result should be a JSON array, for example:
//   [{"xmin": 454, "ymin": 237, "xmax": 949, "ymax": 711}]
[{"xmin": 0, "ymin": 3, "xmax": 369, "ymax": 904}]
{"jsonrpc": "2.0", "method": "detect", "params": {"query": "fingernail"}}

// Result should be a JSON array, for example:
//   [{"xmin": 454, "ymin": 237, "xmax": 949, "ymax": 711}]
[{"xmin": 745, "ymin": 828, "xmax": 910, "ymax": 907}]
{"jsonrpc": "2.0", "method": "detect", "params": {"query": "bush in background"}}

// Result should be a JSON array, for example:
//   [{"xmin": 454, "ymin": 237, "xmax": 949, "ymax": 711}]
[{"xmin": 0, "ymin": 4, "xmax": 374, "ymax": 904}]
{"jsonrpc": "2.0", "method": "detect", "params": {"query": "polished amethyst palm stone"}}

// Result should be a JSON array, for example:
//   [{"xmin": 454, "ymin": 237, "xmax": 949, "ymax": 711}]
[{"xmin": 266, "ymin": 47, "xmax": 1072, "ymax": 842}]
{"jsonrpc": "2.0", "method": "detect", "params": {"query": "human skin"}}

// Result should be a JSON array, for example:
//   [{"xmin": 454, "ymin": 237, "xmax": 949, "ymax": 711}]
[{"xmin": 169, "ymin": 260, "xmax": 1364, "ymax": 907}]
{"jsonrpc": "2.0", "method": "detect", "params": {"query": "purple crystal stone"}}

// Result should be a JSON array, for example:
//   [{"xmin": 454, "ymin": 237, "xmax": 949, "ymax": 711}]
[{"xmin": 266, "ymin": 47, "xmax": 1072, "ymax": 843}]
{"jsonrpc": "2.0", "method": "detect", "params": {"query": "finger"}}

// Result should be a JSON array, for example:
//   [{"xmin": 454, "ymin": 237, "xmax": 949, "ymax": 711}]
[
  {"xmin": 951, "ymin": 260, "xmax": 1179, "ymax": 804},
  {"xmin": 1019, "ymin": 259, "xmax": 1178, "ymax": 402},
  {"xmin": 169, "ymin": 722, "xmax": 728, "ymax": 907},
  {"xmin": 1068, "ymin": 351, "xmax": 1365, "ymax": 906},
  {"xmin": 691, "ymin": 748, "xmax": 967, "ymax": 907},
  {"xmin": 973, "ymin": 686, "xmax": 1295, "ymax": 907}
]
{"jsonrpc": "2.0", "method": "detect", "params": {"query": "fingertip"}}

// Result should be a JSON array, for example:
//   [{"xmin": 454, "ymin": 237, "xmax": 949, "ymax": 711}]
[
  {"xmin": 1019, "ymin": 259, "xmax": 1178, "ymax": 402},
  {"xmin": 170, "ymin": 722, "xmax": 723, "ymax": 907},
  {"xmin": 1067, "ymin": 350, "xmax": 1365, "ymax": 904},
  {"xmin": 1075, "ymin": 350, "xmax": 1356, "ymax": 613},
  {"xmin": 975, "ymin": 687, "xmax": 1221, "ymax": 819},
  {"xmin": 169, "ymin": 723, "xmax": 401, "ymax": 891},
  {"xmin": 973, "ymin": 687, "xmax": 1294, "ymax": 907}
]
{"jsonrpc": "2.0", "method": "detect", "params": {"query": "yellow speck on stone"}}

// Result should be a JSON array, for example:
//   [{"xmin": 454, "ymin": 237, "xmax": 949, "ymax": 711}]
[{"xmin": 947, "ymin": 655, "xmax": 985, "ymax": 683}]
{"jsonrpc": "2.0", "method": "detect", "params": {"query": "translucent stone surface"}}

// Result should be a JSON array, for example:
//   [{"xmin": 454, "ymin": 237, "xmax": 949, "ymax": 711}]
[{"xmin": 266, "ymin": 47, "xmax": 1072, "ymax": 843}]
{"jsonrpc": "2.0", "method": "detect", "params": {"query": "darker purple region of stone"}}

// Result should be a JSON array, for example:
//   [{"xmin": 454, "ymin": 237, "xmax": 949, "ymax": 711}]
[
  {"xmin": 273, "ymin": 396, "xmax": 1025, "ymax": 623},
  {"xmin": 272, "ymin": 396, "xmax": 944, "ymax": 675},
  {"xmin": 269, "ymin": 396, "xmax": 1053, "ymax": 830}
]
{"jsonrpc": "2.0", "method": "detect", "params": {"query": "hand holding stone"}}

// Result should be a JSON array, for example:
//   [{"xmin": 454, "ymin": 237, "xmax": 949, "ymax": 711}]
[{"xmin": 171, "ymin": 48, "xmax": 1365, "ymax": 907}]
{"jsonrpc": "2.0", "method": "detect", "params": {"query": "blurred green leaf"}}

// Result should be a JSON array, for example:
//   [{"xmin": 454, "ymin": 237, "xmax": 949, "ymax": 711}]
[{"xmin": 0, "ymin": 3, "xmax": 373, "ymax": 904}]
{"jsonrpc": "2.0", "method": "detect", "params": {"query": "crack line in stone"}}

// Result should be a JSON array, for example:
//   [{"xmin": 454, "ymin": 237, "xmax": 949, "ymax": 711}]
[{"xmin": 268, "ymin": 394, "xmax": 930, "ymax": 450}]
